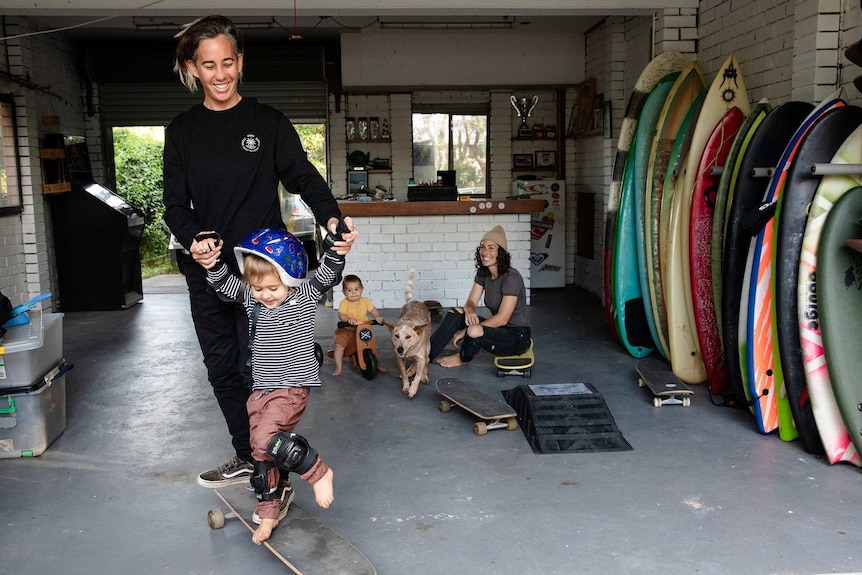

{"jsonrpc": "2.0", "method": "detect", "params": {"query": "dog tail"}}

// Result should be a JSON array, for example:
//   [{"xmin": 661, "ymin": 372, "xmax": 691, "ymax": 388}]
[{"xmin": 405, "ymin": 269, "xmax": 415, "ymax": 303}]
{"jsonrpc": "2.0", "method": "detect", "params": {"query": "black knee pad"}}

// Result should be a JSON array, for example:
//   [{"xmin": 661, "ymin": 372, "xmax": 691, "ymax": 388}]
[
  {"xmin": 314, "ymin": 342, "xmax": 323, "ymax": 368},
  {"xmin": 266, "ymin": 432, "xmax": 318, "ymax": 476},
  {"xmin": 251, "ymin": 460, "xmax": 278, "ymax": 501}
]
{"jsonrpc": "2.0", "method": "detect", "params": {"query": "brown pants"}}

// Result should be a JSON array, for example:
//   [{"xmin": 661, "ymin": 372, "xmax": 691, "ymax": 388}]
[
  {"xmin": 247, "ymin": 387, "xmax": 329, "ymax": 520},
  {"xmin": 334, "ymin": 327, "xmax": 357, "ymax": 356}
]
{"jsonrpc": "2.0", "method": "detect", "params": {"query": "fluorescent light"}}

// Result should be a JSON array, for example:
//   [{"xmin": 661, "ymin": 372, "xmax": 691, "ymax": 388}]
[
  {"xmin": 132, "ymin": 17, "xmax": 275, "ymax": 32},
  {"xmin": 379, "ymin": 21, "xmax": 513, "ymax": 30}
]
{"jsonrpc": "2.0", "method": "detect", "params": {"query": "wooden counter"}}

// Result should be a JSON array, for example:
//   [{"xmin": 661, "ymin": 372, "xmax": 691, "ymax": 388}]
[{"xmin": 337, "ymin": 199, "xmax": 546, "ymax": 217}]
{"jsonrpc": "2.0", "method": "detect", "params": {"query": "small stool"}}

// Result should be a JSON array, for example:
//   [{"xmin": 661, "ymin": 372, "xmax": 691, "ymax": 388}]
[{"xmin": 494, "ymin": 340, "xmax": 534, "ymax": 378}]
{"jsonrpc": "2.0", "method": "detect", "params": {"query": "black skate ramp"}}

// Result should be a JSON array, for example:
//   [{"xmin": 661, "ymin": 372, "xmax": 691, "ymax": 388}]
[{"xmin": 503, "ymin": 383, "xmax": 632, "ymax": 454}]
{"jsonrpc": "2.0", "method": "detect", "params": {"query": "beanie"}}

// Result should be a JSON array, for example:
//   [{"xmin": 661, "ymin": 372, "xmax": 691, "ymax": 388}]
[{"xmin": 481, "ymin": 225, "xmax": 508, "ymax": 252}]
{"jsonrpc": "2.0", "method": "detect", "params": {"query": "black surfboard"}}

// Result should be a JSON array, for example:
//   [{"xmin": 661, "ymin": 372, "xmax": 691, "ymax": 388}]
[{"xmin": 720, "ymin": 101, "xmax": 813, "ymax": 406}]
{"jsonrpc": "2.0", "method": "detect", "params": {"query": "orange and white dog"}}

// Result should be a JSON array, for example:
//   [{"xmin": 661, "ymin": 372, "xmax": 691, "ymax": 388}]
[{"xmin": 388, "ymin": 273, "xmax": 432, "ymax": 398}]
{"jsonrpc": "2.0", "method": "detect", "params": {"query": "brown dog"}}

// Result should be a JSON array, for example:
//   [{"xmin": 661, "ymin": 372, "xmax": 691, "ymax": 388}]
[{"xmin": 389, "ymin": 300, "xmax": 432, "ymax": 398}]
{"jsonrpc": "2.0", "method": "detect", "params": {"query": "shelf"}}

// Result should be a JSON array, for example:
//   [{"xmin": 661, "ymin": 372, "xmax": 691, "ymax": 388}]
[
  {"xmin": 347, "ymin": 138, "xmax": 391, "ymax": 144},
  {"xmin": 40, "ymin": 148, "xmax": 66, "ymax": 159},
  {"xmin": 512, "ymin": 136, "xmax": 557, "ymax": 141},
  {"xmin": 367, "ymin": 169, "xmax": 392, "ymax": 174},
  {"xmin": 43, "ymin": 182, "xmax": 71, "ymax": 194}
]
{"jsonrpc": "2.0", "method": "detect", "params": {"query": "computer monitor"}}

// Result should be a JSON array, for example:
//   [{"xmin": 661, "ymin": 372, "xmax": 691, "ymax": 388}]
[{"xmin": 348, "ymin": 170, "xmax": 368, "ymax": 193}]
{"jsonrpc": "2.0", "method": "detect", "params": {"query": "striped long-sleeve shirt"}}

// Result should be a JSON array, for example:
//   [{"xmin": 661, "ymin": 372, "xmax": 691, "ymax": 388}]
[{"xmin": 206, "ymin": 248, "xmax": 345, "ymax": 390}]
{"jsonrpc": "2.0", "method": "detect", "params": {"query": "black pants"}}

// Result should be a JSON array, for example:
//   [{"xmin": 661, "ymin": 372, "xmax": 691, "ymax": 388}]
[
  {"xmin": 179, "ymin": 252, "xmax": 253, "ymax": 462},
  {"xmin": 429, "ymin": 309, "xmax": 531, "ymax": 363}
]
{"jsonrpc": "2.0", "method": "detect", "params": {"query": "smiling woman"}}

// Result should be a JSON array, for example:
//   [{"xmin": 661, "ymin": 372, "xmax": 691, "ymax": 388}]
[{"xmin": 161, "ymin": 14, "xmax": 355, "ymax": 506}]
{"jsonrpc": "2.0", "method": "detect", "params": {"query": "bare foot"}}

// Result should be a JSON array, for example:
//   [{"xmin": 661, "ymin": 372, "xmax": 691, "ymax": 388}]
[
  {"xmin": 252, "ymin": 517, "xmax": 278, "ymax": 545},
  {"xmin": 312, "ymin": 468, "xmax": 335, "ymax": 509},
  {"xmin": 332, "ymin": 367, "xmax": 342, "ymax": 376},
  {"xmin": 436, "ymin": 354, "xmax": 468, "ymax": 368},
  {"xmin": 377, "ymin": 365, "xmax": 387, "ymax": 373}
]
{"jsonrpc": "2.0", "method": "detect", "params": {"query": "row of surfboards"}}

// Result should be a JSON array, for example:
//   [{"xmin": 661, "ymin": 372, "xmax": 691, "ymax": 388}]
[{"xmin": 603, "ymin": 51, "xmax": 862, "ymax": 467}]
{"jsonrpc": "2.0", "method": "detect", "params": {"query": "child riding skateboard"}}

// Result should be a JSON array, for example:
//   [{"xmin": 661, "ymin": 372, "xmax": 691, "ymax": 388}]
[{"xmin": 200, "ymin": 227, "xmax": 345, "ymax": 544}]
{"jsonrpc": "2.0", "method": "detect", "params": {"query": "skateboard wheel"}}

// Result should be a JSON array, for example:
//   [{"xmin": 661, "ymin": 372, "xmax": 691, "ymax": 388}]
[
  {"xmin": 638, "ymin": 377, "xmax": 645, "ymax": 388},
  {"xmin": 438, "ymin": 399, "xmax": 452, "ymax": 413},
  {"xmin": 497, "ymin": 369, "xmax": 505, "ymax": 378},
  {"xmin": 506, "ymin": 417, "xmax": 518, "ymax": 431},
  {"xmin": 683, "ymin": 396, "xmax": 691, "ymax": 407},
  {"xmin": 524, "ymin": 368, "xmax": 531, "ymax": 379},
  {"xmin": 208, "ymin": 508, "xmax": 225, "ymax": 530},
  {"xmin": 474, "ymin": 422, "xmax": 488, "ymax": 436},
  {"xmin": 653, "ymin": 397, "xmax": 662, "ymax": 408}
]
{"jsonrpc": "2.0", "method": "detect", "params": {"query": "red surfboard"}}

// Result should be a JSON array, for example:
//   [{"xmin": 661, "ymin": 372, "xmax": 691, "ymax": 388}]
[{"xmin": 688, "ymin": 107, "xmax": 745, "ymax": 394}]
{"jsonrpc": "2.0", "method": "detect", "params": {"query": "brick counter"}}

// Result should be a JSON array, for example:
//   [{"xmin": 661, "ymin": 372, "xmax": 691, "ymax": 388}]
[{"xmin": 334, "ymin": 199, "xmax": 545, "ymax": 310}]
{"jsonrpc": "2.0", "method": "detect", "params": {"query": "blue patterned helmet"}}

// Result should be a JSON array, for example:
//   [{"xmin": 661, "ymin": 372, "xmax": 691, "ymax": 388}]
[{"xmin": 234, "ymin": 228, "xmax": 307, "ymax": 287}]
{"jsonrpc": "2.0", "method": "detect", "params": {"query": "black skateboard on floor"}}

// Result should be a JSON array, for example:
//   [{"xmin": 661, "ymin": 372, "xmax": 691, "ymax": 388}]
[
  {"xmin": 436, "ymin": 377, "xmax": 519, "ymax": 435},
  {"xmin": 636, "ymin": 358, "xmax": 693, "ymax": 407}
]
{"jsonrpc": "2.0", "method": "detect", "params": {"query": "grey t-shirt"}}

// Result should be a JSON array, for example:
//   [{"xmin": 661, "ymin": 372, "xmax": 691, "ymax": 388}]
[{"xmin": 475, "ymin": 268, "xmax": 529, "ymax": 328}]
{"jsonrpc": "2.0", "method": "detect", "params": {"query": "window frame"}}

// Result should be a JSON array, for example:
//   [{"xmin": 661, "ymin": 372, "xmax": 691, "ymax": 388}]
[
  {"xmin": 412, "ymin": 104, "xmax": 490, "ymax": 197},
  {"xmin": 0, "ymin": 94, "xmax": 23, "ymax": 216}
]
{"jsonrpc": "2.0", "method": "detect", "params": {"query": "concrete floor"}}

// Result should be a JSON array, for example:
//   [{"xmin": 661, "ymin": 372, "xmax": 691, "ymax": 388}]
[{"xmin": 1, "ymin": 276, "xmax": 860, "ymax": 575}]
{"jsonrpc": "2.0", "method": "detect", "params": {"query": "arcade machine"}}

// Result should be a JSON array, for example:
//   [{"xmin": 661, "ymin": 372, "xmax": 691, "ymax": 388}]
[{"xmin": 46, "ymin": 134, "xmax": 145, "ymax": 311}]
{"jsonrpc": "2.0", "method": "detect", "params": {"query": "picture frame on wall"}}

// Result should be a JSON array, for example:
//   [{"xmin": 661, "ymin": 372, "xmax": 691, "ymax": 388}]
[
  {"xmin": 513, "ymin": 153, "xmax": 534, "ymax": 169},
  {"xmin": 535, "ymin": 150, "xmax": 557, "ymax": 168}
]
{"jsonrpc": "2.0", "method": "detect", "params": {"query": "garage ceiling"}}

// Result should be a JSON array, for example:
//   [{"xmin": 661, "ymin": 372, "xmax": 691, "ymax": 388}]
[{"xmin": 1, "ymin": 0, "xmax": 696, "ymax": 42}]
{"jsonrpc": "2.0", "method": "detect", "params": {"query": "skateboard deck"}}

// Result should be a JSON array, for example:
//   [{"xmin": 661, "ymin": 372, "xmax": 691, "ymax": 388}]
[
  {"xmin": 208, "ymin": 485, "xmax": 376, "ymax": 575},
  {"xmin": 436, "ymin": 377, "xmax": 519, "ymax": 436},
  {"xmin": 636, "ymin": 358, "xmax": 694, "ymax": 407},
  {"xmin": 494, "ymin": 340, "xmax": 534, "ymax": 377},
  {"xmin": 422, "ymin": 300, "xmax": 444, "ymax": 317}
]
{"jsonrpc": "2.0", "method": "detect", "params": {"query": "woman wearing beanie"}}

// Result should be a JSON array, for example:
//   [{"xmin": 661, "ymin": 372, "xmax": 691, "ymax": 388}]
[{"xmin": 430, "ymin": 225, "xmax": 532, "ymax": 367}]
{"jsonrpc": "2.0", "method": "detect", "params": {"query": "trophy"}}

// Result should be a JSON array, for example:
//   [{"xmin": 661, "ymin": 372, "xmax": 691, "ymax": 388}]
[{"xmin": 510, "ymin": 95, "xmax": 539, "ymax": 137}]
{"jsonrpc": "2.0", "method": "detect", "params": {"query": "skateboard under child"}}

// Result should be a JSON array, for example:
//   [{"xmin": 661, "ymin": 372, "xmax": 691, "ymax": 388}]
[{"xmin": 208, "ymin": 484, "xmax": 376, "ymax": 574}]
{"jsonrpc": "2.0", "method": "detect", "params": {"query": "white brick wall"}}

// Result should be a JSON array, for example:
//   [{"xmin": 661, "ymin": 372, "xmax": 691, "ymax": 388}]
[
  {"xmin": 333, "ymin": 213, "xmax": 533, "ymax": 310},
  {"xmin": 0, "ymin": 16, "xmax": 86, "ymax": 309}
]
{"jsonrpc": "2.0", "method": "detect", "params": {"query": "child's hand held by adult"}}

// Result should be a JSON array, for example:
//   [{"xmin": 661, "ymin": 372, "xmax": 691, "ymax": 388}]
[
  {"xmin": 192, "ymin": 231, "xmax": 222, "ymax": 269},
  {"xmin": 325, "ymin": 217, "xmax": 357, "ymax": 255}
]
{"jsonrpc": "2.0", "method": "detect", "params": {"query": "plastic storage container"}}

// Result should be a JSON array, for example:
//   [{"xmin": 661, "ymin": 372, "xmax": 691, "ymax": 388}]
[
  {"xmin": 0, "ymin": 361, "xmax": 69, "ymax": 458},
  {"xmin": 0, "ymin": 312, "xmax": 64, "ymax": 389}
]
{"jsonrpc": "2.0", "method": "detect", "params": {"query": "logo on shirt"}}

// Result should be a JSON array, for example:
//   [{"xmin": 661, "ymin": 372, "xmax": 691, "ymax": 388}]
[{"xmin": 241, "ymin": 134, "xmax": 260, "ymax": 153}]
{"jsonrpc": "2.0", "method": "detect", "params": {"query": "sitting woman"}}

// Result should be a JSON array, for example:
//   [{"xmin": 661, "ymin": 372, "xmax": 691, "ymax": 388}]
[{"xmin": 430, "ymin": 225, "xmax": 532, "ymax": 368}]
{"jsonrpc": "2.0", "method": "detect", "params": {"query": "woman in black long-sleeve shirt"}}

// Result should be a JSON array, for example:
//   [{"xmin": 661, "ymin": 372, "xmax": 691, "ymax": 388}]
[{"xmin": 162, "ymin": 14, "xmax": 356, "ymax": 491}]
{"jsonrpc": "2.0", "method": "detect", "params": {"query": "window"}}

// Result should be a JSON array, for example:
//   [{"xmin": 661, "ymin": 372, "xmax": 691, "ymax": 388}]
[
  {"xmin": 412, "ymin": 111, "xmax": 488, "ymax": 195},
  {"xmin": 293, "ymin": 123, "xmax": 327, "ymax": 180},
  {"xmin": 0, "ymin": 96, "xmax": 22, "ymax": 214}
]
